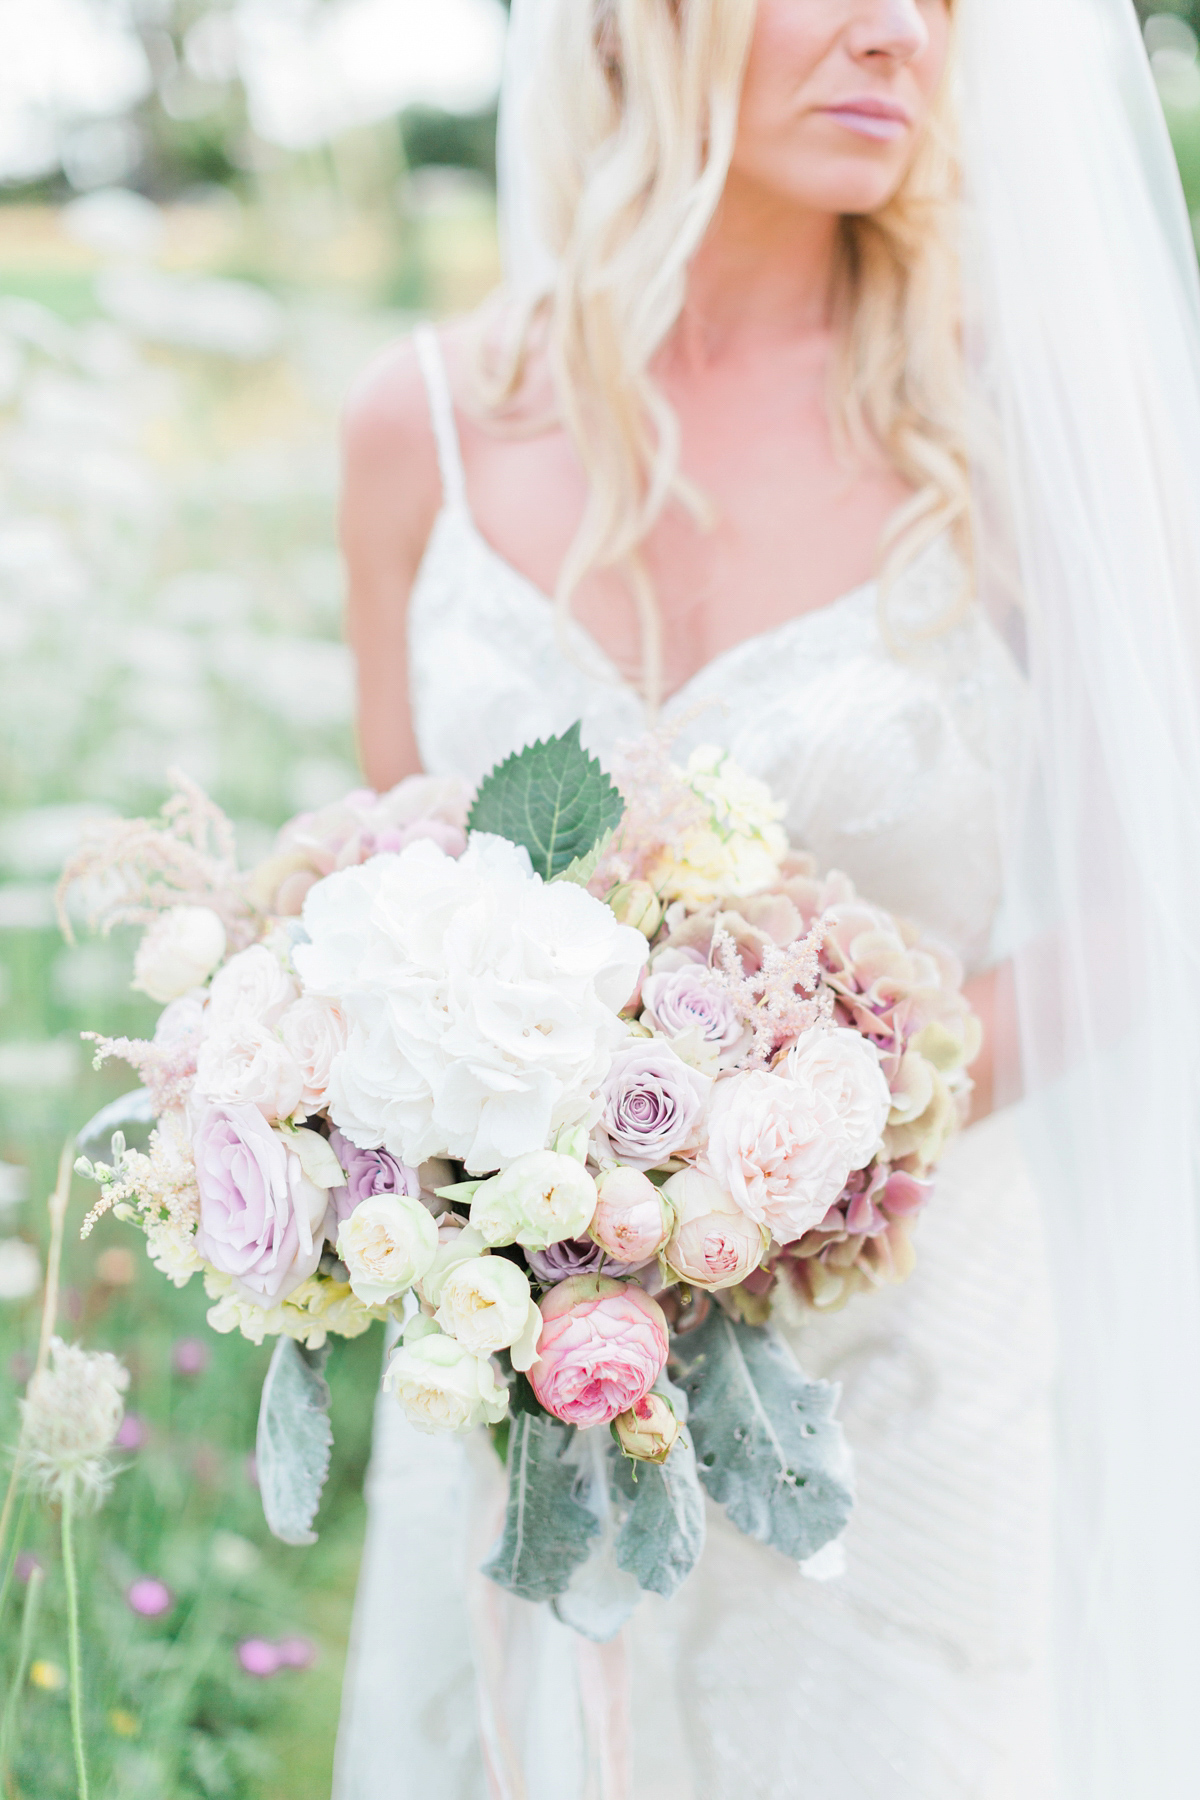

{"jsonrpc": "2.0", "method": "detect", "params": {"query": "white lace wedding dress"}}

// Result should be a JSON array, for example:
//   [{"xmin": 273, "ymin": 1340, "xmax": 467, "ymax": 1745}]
[{"xmin": 332, "ymin": 329, "xmax": 1060, "ymax": 1800}]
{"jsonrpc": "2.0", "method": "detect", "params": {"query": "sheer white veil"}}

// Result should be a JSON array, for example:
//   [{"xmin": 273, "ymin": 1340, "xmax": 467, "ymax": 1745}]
[{"xmin": 497, "ymin": 1, "xmax": 1200, "ymax": 1793}]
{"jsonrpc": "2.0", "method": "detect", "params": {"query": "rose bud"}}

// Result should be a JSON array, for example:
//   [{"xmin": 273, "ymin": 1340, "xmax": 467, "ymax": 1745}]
[
  {"xmin": 529, "ymin": 1276, "xmax": 669, "ymax": 1426},
  {"xmin": 469, "ymin": 1151, "xmax": 597, "ymax": 1251},
  {"xmin": 662, "ymin": 1167, "xmax": 770, "ymax": 1292},
  {"xmin": 608, "ymin": 881, "xmax": 663, "ymax": 939},
  {"xmin": 590, "ymin": 1166, "xmax": 672, "ymax": 1264},
  {"xmin": 612, "ymin": 1391, "xmax": 679, "ymax": 1465}
]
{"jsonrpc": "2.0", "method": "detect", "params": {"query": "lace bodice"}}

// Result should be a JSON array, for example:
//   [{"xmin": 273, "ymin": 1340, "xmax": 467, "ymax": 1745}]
[{"xmin": 407, "ymin": 330, "xmax": 1026, "ymax": 973}]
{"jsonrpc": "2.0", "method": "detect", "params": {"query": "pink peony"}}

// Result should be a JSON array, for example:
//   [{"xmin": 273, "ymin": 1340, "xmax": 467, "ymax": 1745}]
[{"xmin": 529, "ymin": 1276, "xmax": 669, "ymax": 1427}]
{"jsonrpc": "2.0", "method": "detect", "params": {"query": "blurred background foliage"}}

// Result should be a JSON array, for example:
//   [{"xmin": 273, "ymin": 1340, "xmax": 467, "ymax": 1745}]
[{"xmin": 0, "ymin": 3, "xmax": 1194, "ymax": 1796}]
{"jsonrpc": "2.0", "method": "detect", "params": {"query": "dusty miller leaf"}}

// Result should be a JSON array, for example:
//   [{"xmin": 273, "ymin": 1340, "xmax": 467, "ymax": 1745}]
[
  {"xmin": 482, "ymin": 1410, "xmax": 599, "ymax": 1603},
  {"xmin": 670, "ymin": 1312, "xmax": 853, "ymax": 1562},
  {"xmin": 467, "ymin": 724, "xmax": 625, "ymax": 881},
  {"xmin": 611, "ymin": 1377, "xmax": 707, "ymax": 1599},
  {"xmin": 76, "ymin": 1086, "xmax": 156, "ymax": 1159},
  {"xmin": 551, "ymin": 1427, "xmax": 642, "ymax": 1641},
  {"xmin": 256, "ymin": 1337, "xmax": 333, "ymax": 1547}
]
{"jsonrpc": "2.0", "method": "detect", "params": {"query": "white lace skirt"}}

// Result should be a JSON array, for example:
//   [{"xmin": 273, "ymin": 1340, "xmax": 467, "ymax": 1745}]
[{"xmin": 332, "ymin": 1105, "xmax": 1060, "ymax": 1800}]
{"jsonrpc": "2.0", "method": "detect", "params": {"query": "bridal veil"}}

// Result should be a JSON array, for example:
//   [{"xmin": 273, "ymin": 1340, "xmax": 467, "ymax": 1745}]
[{"xmin": 496, "ymin": 2, "xmax": 1200, "ymax": 1794}]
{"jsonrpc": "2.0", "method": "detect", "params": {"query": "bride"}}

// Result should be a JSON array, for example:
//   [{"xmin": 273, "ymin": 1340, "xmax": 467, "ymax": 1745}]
[{"xmin": 331, "ymin": 1, "xmax": 1200, "ymax": 1796}]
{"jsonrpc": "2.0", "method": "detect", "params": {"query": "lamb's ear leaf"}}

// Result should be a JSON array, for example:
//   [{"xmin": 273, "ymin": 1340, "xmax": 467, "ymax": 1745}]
[
  {"xmin": 256, "ymin": 1337, "xmax": 333, "ymax": 1547},
  {"xmin": 669, "ymin": 1312, "xmax": 854, "ymax": 1561},
  {"xmin": 467, "ymin": 724, "xmax": 625, "ymax": 882},
  {"xmin": 611, "ymin": 1377, "xmax": 707, "ymax": 1599},
  {"xmin": 482, "ymin": 1410, "xmax": 599, "ymax": 1603},
  {"xmin": 75, "ymin": 1086, "xmax": 156, "ymax": 1159}
]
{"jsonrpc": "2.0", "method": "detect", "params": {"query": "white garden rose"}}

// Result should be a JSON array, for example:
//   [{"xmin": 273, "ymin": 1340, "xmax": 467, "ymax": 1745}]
[
  {"xmin": 206, "ymin": 944, "xmax": 297, "ymax": 1028},
  {"xmin": 469, "ymin": 1150, "xmax": 598, "ymax": 1251},
  {"xmin": 785, "ymin": 1026, "xmax": 890, "ymax": 1170},
  {"xmin": 704, "ymin": 1066, "xmax": 855, "ymax": 1245},
  {"xmin": 133, "ymin": 906, "xmax": 226, "ymax": 1004},
  {"xmin": 434, "ymin": 1255, "xmax": 542, "ymax": 1369},
  {"xmin": 153, "ymin": 991, "xmax": 208, "ymax": 1050},
  {"xmin": 383, "ymin": 1331, "xmax": 509, "ymax": 1433},
  {"xmin": 336, "ymin": 1192, "xmax": 439, "ymax": 1305},
  {"xmin": 278, "ymin": 995, "xmax": 347, "ymax": 1116},
  {"xmin": 193, "ymin": 1021, "xmax": 304, "ymax": 1122},
  {"xmin": 294, "ymin": 835, "xmax": 647, "ymax": 1173}
]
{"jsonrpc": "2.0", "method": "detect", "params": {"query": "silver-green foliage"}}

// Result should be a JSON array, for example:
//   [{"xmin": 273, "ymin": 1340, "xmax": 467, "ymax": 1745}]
[
  {"xmin": 256, "ymin": 1337, "xmax": 334, "ymax": 1548},
  {"xmin": 671, "ymin": 1311, "xmax": 854, "ymax": 1562},
  {"xmin": 483, "ymin": 1409, "xmax": 599, "ymax": 1603},
  {"xmin": 611, "ymin": 1380, "xmax": 707, "ymax": 1600}
]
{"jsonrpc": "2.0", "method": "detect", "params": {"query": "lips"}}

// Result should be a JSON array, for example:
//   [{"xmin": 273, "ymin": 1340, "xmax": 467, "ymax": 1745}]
[{"xmin": 818, "ymin": 97, "xmax": 912, "ymax": 143}]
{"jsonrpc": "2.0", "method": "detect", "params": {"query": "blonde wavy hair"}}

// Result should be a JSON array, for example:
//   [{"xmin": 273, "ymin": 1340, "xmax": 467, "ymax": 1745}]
[{"xmin": 482, "ymin": 0, "xmax": 968, "ymax": 707}]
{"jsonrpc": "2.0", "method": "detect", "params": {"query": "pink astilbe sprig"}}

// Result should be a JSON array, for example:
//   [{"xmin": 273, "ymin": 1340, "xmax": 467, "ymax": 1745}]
[
  {"xmin": 83, "ymin": 1031, "xmax": 197, "ymax": 1120},
  {"xmin": 56, "ymin": 768, "xmax": 254, "ymax": 949},
  {"xmin": 707, "ymin": 917, "xmax": 833, "ymax": 1067},
  {"xmin": 588, "ymin": 723, "xmax": 709, "ymax": 895}
]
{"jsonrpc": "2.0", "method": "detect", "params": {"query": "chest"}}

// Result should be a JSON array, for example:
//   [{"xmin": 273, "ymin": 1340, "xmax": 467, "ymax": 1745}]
[{"xmin": 460, "ymin": 349, "xmax": 909, "ymax": 698}]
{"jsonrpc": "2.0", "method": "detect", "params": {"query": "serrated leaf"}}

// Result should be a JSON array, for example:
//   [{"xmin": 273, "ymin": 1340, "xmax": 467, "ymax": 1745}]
[
  {"xmin": 76, "ymin": 1086, "xmax": 156, "ymax": 1159},
  {"xmin": 670, "ymin": 1312, "xmax": 853, "ymax": 1562},
  {"xmin": 256, "ymin": 1337, "xmax": 333, "ymax": 1547},
  {"xmin": 551, "ymin": 827, "xmax": 614, "ymax": 889},
  {"xmin": 611, "ymin": 1377, "xmax": 707, "ymax": 1599},
  {"xmin": 482, "ymin": 1410, "xmax": 599, "ymax": 1603},
  {"xmin": 551, "ymin": 1427, "xmax": 642, "ymax": 1641},
  {"xmin": 467, "ymin": 723, "xmax": 625, "ymax": 882}
]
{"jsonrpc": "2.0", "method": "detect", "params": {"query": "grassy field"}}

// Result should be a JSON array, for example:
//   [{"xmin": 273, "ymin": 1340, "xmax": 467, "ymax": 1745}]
[{"xmin": 0, "ymin": 184, "xmax": 499, "ymax": 1799}]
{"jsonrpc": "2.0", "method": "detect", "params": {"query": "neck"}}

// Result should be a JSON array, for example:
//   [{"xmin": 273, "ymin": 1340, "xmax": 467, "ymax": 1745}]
[{"xmin": 673, "ymin": 168, "xmax": 840, "ymax": 364}]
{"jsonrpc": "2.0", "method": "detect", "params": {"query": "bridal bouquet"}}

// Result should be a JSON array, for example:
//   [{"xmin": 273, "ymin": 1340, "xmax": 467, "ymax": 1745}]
[{"xmin": 62, "ymin": 725, "xmax": 978, "ymax": 1635}]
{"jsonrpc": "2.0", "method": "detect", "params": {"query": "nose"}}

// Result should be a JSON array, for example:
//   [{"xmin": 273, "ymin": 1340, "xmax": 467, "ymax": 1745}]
[{"xmin": 845, "ymin": 0, "xmax": 930, "ymax": 65}]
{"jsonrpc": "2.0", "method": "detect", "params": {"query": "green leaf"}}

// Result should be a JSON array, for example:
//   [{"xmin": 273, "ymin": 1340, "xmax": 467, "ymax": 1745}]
[
  {"xmin": 482, "ymin": 1411, "xmax": 599, "ymax": 1603},
  {"xmin": 467, "ymin": 723, "xmax": 625, "ymax": 882},
  {"xmin": 551, "ymin": 1428, "xmax": 642, "ymax": 1641},
  {"xmin": 670, "ymin": 1312, "xmax": 853, "ymax": 1563},
  {"xmin": 256, "ymin": 1338, "xmax": 333, "ymax": 1547},
  {"xmin": 612, "ymin": 1377, "xmax": 707, "ymax": 1599}
]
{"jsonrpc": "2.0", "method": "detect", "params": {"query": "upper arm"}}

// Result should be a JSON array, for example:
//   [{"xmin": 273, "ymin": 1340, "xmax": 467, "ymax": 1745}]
[{"xmin": 340, "ymin": 336, "xmax": 442, "ymax": 789}]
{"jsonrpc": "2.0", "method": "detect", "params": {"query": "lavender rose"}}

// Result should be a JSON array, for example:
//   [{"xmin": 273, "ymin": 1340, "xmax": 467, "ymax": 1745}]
[
  {"xmin": 599, "ymin": 1038, "xmax": 711, "ymax": 1171},
  {"xmin": 327, "ymin": 1128, "xmax": 420, "ymax": 1230},
  {"xmin": 640, "ymin": 966, "xmax": 743, "ymax": 1054},
  {"xmin": 193, "ymin": 1105, "xmax": 328, "ymax": 1307},
  {"xmin": 525, "ymin": 1235, "xmax": 650, "ymax": 1282}
]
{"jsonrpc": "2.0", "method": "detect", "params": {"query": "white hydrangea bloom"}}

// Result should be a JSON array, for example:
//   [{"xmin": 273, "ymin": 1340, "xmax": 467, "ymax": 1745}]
[{"xmin": 294, "ymin": 835, "xmax": 647, "ymax": 1174}]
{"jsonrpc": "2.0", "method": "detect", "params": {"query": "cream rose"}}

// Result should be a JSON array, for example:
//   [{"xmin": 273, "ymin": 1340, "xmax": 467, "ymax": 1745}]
[
  {"xmin": 133, "ymin": 906, "xmax": 226, "ymax": 1004},
  {"xmin": 434, "ymin": 1255, "xmax": 542, "ymax": 1370},
  {"xmin": 383, "ymin": 1332, "xmax": 509, "ymax": 1433},
  {"xmin": 785, "ymin": 1026, "xmax": 890, "ymax": 1170},
  {"xmin": 662, "ymin": 1166, "xmax": 769, "ymax": 1290},
  {"xmin": 704, "ymin": 1067, "xmax": 854, "ymax": 1245},
  {"xmin": 336, "ymin": 1192, "xmax": 439, "ymax": 1305},
  {"xmin": 206, "ymin": 944, "xmax": 297, "ymax": 1028},
  {"xmin": 278, "ymin": 995, "xmax": 347, "ymax": 1116},
  {"xmin": 193, "ymin": 1021, "xmax": 304, "ymax": 1122}
]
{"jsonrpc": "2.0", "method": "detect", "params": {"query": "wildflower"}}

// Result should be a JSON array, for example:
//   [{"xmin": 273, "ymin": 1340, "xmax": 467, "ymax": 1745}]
[
  {"xmin": 172, "ymin": 1336, "xmax": 209, "ymax": 1376},
  {"xmin": 19, "ymin": 1337, "xmax": 129, "ymax": 1507},
  {"xmin": 126, "ymin": 1577, "xmax": 172, "ymax": 1618},
  {"xmin": 237, "ymin": 1638, "xmax": 280, "ymax": 1677},
  {"xmin": 29, "ymin": 1661, "xmax": 66, "ymax": 1691},
  {"xmin": 0, "ymin": 1239, "xmax": 41, "ymax": 1301}
]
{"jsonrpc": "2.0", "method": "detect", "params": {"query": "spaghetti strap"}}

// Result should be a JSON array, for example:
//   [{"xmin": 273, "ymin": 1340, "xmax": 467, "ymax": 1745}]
[{"xmin": 413, "ymin": 324, "xmax": 468, "ymax": 514}]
